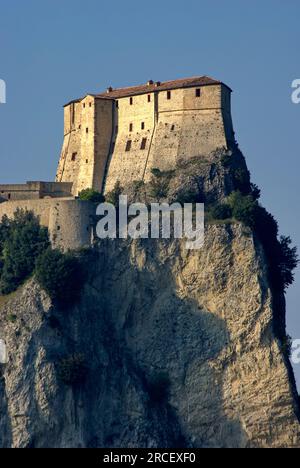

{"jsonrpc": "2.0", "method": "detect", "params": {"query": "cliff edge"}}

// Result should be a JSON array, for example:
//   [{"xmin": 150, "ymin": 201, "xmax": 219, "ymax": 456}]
[{"xmin": 0, "ymin": 224, "xmax": 299, "ymax": 448}]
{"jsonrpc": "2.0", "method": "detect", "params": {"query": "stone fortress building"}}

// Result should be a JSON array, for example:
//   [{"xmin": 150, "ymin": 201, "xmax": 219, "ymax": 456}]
[
  {"xmin": 0, "ymin": 76, "xmax": 235, "ymax": 249},
  {"xmin": 56, "ymin": 76, "xmax": 235, "ymax": 195}
]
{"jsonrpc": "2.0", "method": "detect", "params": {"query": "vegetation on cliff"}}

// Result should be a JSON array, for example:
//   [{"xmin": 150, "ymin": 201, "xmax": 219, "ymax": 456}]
[
  {"xmin": 0, "ymin": 210, "xmax": 49, "ymax": 294},
  {"xmin": 0, "ymin": 209, "xmax": 85, "ymax": 307}
]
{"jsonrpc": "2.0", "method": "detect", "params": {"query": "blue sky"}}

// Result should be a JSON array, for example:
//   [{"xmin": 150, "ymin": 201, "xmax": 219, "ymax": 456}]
[{"xmin": 1, "ymin": 0, "xmax": 300, "ymax": 385}]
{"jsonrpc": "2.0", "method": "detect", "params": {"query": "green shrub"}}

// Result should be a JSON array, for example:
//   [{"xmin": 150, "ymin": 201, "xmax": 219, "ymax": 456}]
[
  {"xmin": 209, "ymin": 203, "xmax": 232, "ymax": 220},
  {"xmin": 227, "ymin": 191, "xmax": 257, "ymax": 227},
  {"xmin": 253, "ymin": 206, "xmax": 298, "ymax": 291},
  {"xmin": 175, "ymin": 187, "xmax": 202, "ymax": 205},
  {"xmin": 232, "ymin": 167, "xmax": 251, "ymax": 194},
  {"xmin": 281, "ymin": 334, "xmax": 293, "ymax": 358},
  {"xmin": 220, "ymin": 154, "xmax": 232, "ymax": 168},
  {"xmin": 78, "ymin": 188, "xmax": 105, "ymax": 203},
  {"xmin": 0, "ymin": 210, "xmax": 50, "ymax": 294},
  {"xmin": 250, "ymin": 183, "xmax": 261, "ymax": 200},
  {"xmin": 56, "ymin": 353, "xmax": 87, "ymax": 385},
  {"xmin": 35, "ymin": 248, "xmax": 83, "ymax": 307}
]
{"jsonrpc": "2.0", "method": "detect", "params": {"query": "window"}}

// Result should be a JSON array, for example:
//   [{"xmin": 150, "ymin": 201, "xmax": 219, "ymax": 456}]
[
  {"xmin": 86, "ymin": 127, "xmax": 89, "ymax": 133},
  {"xmin": 167, "ymin": 91, "xmax": 171, "ymax": 100},
  {"xmin": 8, "ymin": 193, "xmax": 11, "ymax": 200},
  {"xmin": 86, "ymin": 159, "xmax": 88, "ymax": 163},
  {"xmin": 141, "ymin": 122, "xmax": 145, "ymax": 130},
  {"xmin": 116, "ymin": 101, "xmax": 119, "ymax": 108},
  {"xmin": 171, "ymin": 124, "xmax": 175, "ymax": 131},
  {"xmin": 57, "ymin": 226, "xmax": 61, "ymax": 231},
  {"xmin": 71, "ymin": 152, "xmax": 77, "ymax": 161},
  {"xmin": 79, "ymin": 125, "xmax": 81, "ymax": 130},
  {"xmin": 130, "ymin": 97, "xmax": 133, "ymax": 105},
  {"xmin": 148, "ymin": 95, "xmax": 151, "ymax": 102},
  {"xmin": 196, "ymin": 88, "xmax": 201, "ymax": 97},
  {"xmin": 83, "ymin": 103, "xmax": 86, "ymax": 108},
  {"xmin": 89, "ymin": 102, "xmax": 92, "ymax": 107},
  {"xmin": 125, "ymin": 140, "xmax": 132, "ymax": 152},
  {"xmin": 129, "ymin": 123, "xmax": 133, "ymax": 132},
  {"xmin": 140, "ymin": 138, "xmax": 147, "ymax": 150}
]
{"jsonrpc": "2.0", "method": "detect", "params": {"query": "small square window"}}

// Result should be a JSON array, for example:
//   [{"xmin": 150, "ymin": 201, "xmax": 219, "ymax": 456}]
[
  {"xmin": 167, "ymin": 91, "xmax": 171, "ymax": 100},
  {"xmin": 148, "ymin": 95, "xmax": 151, "ymax": 102},
  {"xmin": 141, "ymin": 122, "xmax": 145, "ymax": 130},
  {"xmin": 125, "ymin": 140, "xmax": 132, "ymax": 152},
  {"xmin": 196, "ymin": 88, "xmax": 201, "ymax": 97},
  {"xmin": 71, "ymin": 152, "xmax": 77, "ymax": 161},
  {"xmin": 140, "ymin": 138, "xmax": 147, "ymax": 150},
  {"xmin": 129, "ymin": 123, "xmax": 133, "ymax": 132},
  {"xmin": 130, "ymin": 97, "xmax": 133, "ymax": 105}
]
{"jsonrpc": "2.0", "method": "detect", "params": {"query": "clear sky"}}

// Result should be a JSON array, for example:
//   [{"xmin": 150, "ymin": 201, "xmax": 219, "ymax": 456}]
[{"xmin": 1, "ymin": 0, "xmax": 300, "ymax": 385}]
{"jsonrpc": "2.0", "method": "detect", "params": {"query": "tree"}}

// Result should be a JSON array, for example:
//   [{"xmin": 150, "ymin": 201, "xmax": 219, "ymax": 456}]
[
  {"xmin": 0, "ymin": 210, "xmax": 49, "ymax": 294},
  {"xmin": 209, "ymin": 203, "xmax": 232, "ymax": 220},
  {"xmin": 78, "ymin": 188, "xmax": 105, "ymax": 204},
  {"xmin": 35, "ymin": 248, "xmax": 83, "ymax": 307},
  {"xmin": 227, "ymin": 191, "xmax": 257, "ymax": 227}
]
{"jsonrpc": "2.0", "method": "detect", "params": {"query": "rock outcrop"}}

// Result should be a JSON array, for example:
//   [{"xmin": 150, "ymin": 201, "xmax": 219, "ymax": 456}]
[{"xmin": 0, "ymin": 223, "xmax": 299, "ymax": 448}]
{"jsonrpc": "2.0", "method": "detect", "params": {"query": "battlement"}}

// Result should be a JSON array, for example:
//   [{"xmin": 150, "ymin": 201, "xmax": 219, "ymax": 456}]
[
  {"xmin": 56, "ymin": 76, "xmax": 235, "ymax": 195},
  {"xmin": 0, "ymin": 181, "xmax": 73, "ymax": 201}
]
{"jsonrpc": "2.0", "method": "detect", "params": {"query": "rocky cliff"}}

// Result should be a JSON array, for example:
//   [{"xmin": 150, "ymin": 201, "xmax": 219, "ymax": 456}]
[{"xmin": 0, "ymin": 222, "xmax": 299, "ymax": 448}]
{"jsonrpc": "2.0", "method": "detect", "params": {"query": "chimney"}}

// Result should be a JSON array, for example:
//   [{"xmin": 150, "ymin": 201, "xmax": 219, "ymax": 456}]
[
  {"xmin": 155, "ymin": 81, "xmax": 161, "ymax": 87},
  {"xmin": 107, "ymin": 86, "xmax": 113, "ymax": 93},
  {"xmin": 147, "ymin": 80, "xmax": 154, "ymax": 86}
]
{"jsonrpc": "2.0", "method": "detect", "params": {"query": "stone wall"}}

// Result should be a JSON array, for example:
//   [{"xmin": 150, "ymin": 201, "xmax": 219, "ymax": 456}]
[
  {"xmin": 56, "ymin": 83, "xmax": 235, "ymax": 195},
  {"xmin": 56, "ymin": 97, "xmax": 113, "ymax": 196},
  {"xmin": 0, "ymin": 198, "xmax": 95, "ymax": 251}
]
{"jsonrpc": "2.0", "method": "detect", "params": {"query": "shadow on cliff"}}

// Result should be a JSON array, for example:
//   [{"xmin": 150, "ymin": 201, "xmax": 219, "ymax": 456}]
[
  {"xmin": 3, "ymin": 239, "xmax": 250, "ymax": 448},
  {"xmin": 98, "ymin": 237, "xmax": 249, "ymax": 448},
  {"xmin": 0, "ymin": 370, "xmax": 12, "ymax": 448}
]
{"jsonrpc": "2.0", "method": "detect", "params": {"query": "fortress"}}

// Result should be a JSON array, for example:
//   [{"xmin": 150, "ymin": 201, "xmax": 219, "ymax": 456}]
[{"xmin": 0, "ymin": 76, "xmax": 235, "ymax": 249}]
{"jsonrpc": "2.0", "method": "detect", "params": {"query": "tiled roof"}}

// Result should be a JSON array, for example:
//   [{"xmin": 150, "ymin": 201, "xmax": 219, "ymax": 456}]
[
  {"xmin": 64, "ymin": 76, "xmax": 231, "ymax": 106},
  {"xmin": 96, "ymin": 76, "xmax": 230, "ymax": 99}
]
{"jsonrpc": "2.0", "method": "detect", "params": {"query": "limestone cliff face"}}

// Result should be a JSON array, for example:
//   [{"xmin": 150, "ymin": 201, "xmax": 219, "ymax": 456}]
[{"xmin": 0, "ymin": 224, "xmax": 299, "ymax": 448}]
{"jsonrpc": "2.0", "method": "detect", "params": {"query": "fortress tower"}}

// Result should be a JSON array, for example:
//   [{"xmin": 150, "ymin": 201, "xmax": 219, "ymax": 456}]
[{"xmin": 56, "ymin": 76, "xmax": 235, "ymax": 195}]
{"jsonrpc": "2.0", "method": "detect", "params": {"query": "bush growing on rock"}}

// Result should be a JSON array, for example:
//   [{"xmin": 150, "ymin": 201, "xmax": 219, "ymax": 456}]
[
  {"xmin": 0, "ymin": 210, "xmax": 49, "ymax": 294},
  {"xmin": 78, "ymin": 188, "xmax": 105, "ymax": 203},
  {"xmin": 35, "ymin": 248, "xmax": 83, "ymax": 307},
  {"xmin": 209, "ymin": 203, "xmax": 232, "ymax": 221}
]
